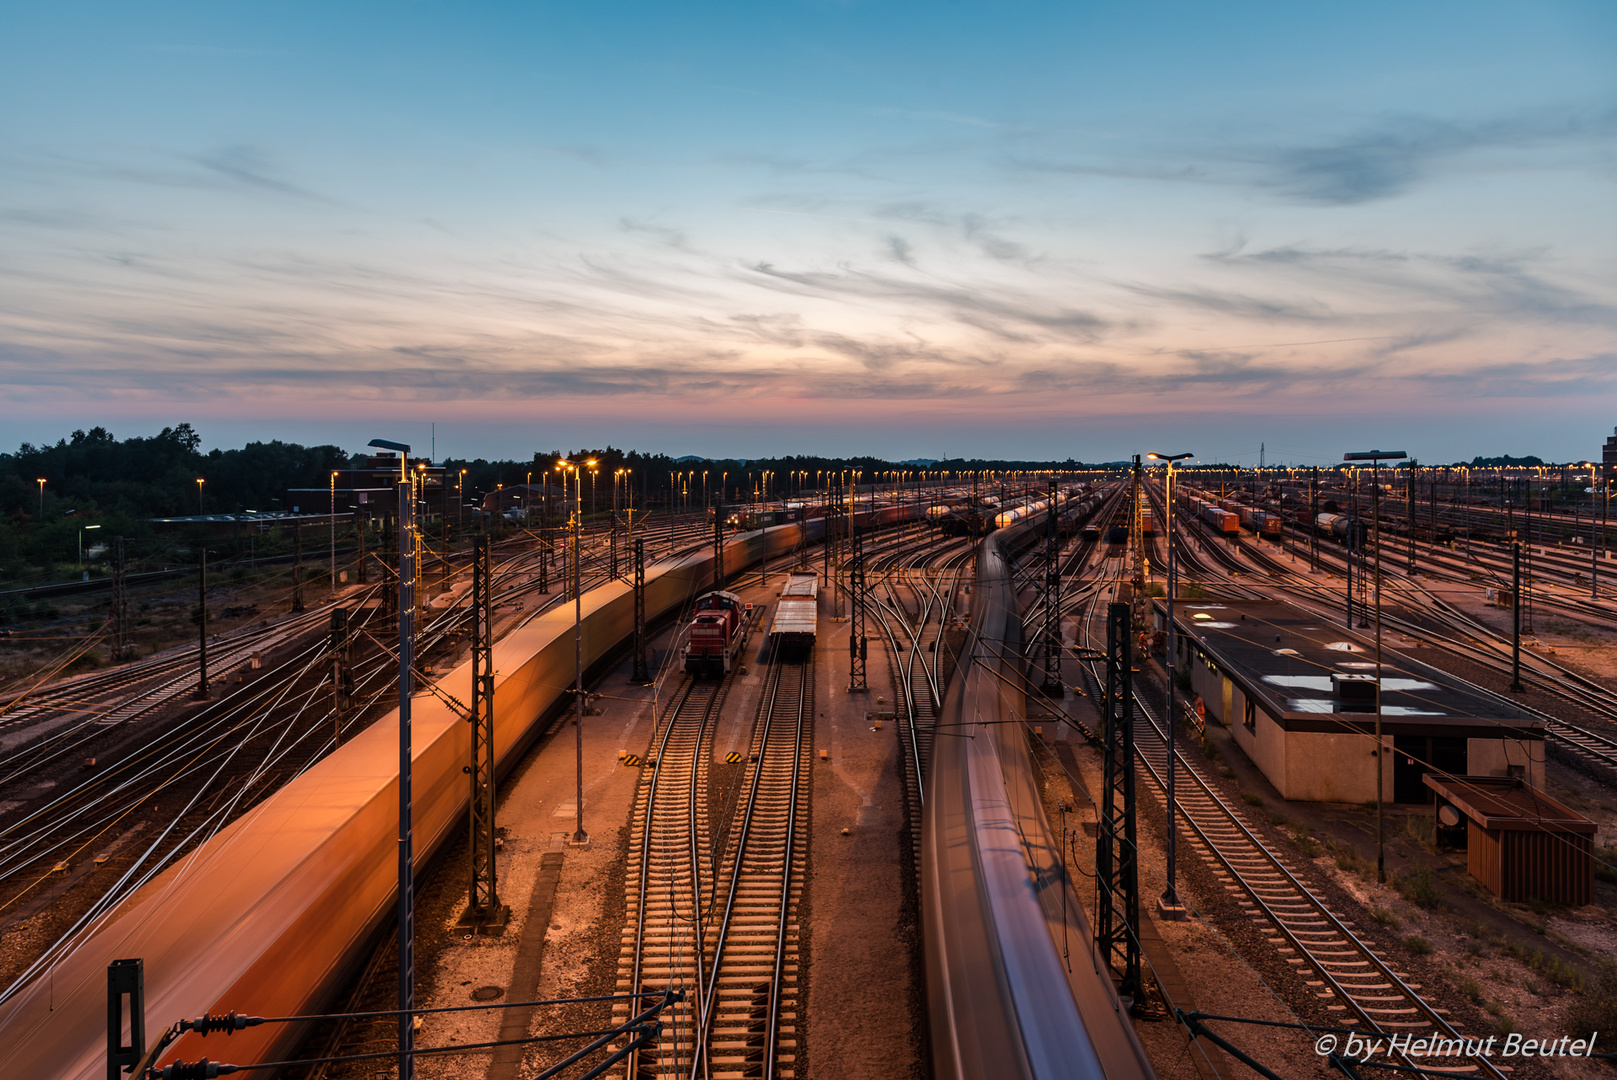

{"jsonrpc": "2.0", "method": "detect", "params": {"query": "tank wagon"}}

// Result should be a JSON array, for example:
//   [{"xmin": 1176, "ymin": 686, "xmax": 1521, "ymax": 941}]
[
  {"xmin": 683, "ymin": 589, "xmax": 747, "ymax": 676},
  {"xmin": 1315, "ymin": 512, "xmax": 1368, "ymax": 546},
  {"xmin": 769, "ymin": 571, "xmax": 818, "ymax": 655}
]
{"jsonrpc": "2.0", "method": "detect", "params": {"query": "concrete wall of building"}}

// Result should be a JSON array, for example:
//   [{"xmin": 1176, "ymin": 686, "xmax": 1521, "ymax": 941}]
[
  {"xmin": 1468, "ymin": 738, "xmax": 1545, "ymax": 788},
  {"xmin": 1187, "ymin": 659, "xmax": 1225, "ymax": 727},
  {"xmin": 1229, "ymin": 693, "xmax": 1288, "ymax": 794},
  {"xmin": 1280, "ymin": 730, "xmax": 1389, "ymax": 803}
]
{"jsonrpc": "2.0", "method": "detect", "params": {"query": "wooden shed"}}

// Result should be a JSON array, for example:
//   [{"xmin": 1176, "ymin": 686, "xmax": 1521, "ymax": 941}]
[{"xmin": 1423, "ymin": 774, "xmax": 1596, "ymax": 906}]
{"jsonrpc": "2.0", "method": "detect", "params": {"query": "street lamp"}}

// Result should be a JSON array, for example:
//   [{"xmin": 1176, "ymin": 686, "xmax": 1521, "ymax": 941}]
[
  {"xmin": 557, "ymin": 458, "xmax": 596, "ymax": 846},
  {"xmin": 36, "ymin": 478, "xmax": 45, "ymax": 519},
  {"xmin": 79, "ymin": 523, "xmax": 101, "ymax": 564},
  {"xmin": 196, "ymin": 478, "xmax": 205, "ymax": 516},
  {"xmin": 1148, "ymin": 451, "xmax": 1194, "ymax": 919},
  {"xmin": 331, "ymin": 471, "xmax": 339, "ymax": 590},
  {"xmin": 1344, "ymin": 449, "xmax": 1407, "ymax": 885},
  {"xmin": 366, "ymin": 435, "xmax": 416, "ymax": 1080},
  {"xmin": 455, "ymin": 468, "xmax": 472, "ymax": 532}
]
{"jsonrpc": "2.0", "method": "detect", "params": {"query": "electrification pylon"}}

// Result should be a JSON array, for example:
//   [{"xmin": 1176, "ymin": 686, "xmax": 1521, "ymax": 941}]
[
  {"xmin": 460, "ymin": 533, "xmax": 506, "ymax": 931},
  {"xmin": 1097, "ymin": 601, "xmax": 1142, "ymax": 1001},
  {"xmin": 1039, "ymin": 479, "xmax": 1064, "ymax": 694},
  {"xmin": 848, "ymin": 522, "xmax": 868, "ymax": 691}
]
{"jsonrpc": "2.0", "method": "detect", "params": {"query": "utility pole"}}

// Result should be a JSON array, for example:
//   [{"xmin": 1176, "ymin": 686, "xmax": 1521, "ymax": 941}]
[
  {"xmin": 1407, "ymin": 463, "xmax": 1417, "ymax": 576},
  {"xmin": 713, "ymin": 494, "xmax": 725, "ymax": 591},
  {"xmin": 632, "ymin": 538, "xmax": 650, "ymax": 683},
  {"xmin": 540, "ymin": 521, "xmax": 550, "ymax": 594},
  {"xmin": 1128, "ymin": 455, "xmax": 1148, "ymax": 634},
  {"xmin": 1345, "ymin": 449, "xmax": 1407, "ymax": 886},
  {"xmin": 194, "ymin": 548, "xmax": 209, "ymax": 700},
  {"xmin": 1310, "ymin": 467, "xmax": 1319, "ymax": 572},
  {"xmin": 110, "ymin": 537, "xmax": 130, "ymax": 662},
  {"xmin": 330, "ymin": 607, "xmax": 352, "ymax": 746},
  {"xmin": 1511, "ymin": 543, "xmax": 1525, "ymax": 693},
  {"xmin": 1148, "ymin": 452, "xmax": 1194, "ymax": 919},
  {"xmin": 396, "ymin": 478, "xmax": 416, "ymax": 1080},
  {"xmin": 354, "ymin": 511, "xmax": 367, "ymax": 584},
  {"xmin": 292, "ymin": 522, "xmax": 305, "ymax": 613},
  {"xmin": 1097, "ymin": 602, "xmax": 1141, "ymax": 1000},
  {"xmin": 365, "ymin": 435, "xmax": 417, "ymax": 1080},
  {"xmin": 460, "ymin": 533, "xmax": 506, "ymax": 931},
  {"xmin": 848, "ymin": 522, "xmax": 867, "ymax": 692}
]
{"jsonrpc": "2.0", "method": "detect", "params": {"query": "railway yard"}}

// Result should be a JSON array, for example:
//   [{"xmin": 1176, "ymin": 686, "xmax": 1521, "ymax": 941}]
[{"xmin": 1, "ymin": 464, "xmax": 1615, "ymax": 1080}]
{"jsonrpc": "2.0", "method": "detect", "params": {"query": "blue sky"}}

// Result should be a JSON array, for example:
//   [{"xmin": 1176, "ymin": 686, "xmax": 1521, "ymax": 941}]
[{"xmin": 2, "ymin": 0, "xmax": 1613, "ymax": 464}]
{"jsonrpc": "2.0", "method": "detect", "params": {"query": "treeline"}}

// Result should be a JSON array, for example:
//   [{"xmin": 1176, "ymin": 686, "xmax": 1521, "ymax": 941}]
[
  {"xmin": 1, "ymin": 427, "xmax": 1100, "ymax": 582},
  {"xmin": 0, "ymin": 425, "xmax": 350, "ymax": 577}
]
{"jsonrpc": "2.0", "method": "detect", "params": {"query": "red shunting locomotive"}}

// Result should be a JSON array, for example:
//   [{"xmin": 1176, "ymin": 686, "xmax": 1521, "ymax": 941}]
[{"xmin": 683, "ymin": 589, "xmax": 746, "ymax": 677}]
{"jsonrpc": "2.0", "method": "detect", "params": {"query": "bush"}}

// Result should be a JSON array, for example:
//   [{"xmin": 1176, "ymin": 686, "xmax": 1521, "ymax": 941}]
[
  {"xmin": 1565, "ymin": 964, "xmax": 1617, "ymax": 1052},
  {"xmin": 1403, "ymin": 936, "xmax": 1434, "ymax": 956},
  {"xmin": 1458, "ymin": 975, "xmax": 1483, "ymax": 1003},
  {"xmin": 1241, "ymin": 791, "xmax": 1263, "ymax": 807},
  {"xmin": 1331, "ymin": 842, "xmax": 1375, "ymax": 880},
  {"xmin": 1368, "ymin": 905, "xmax": 1401, "ymax": 929},
  {"xmin": 1393, "ymin": 864, "xmax": 1442, "ymax": 910},
  {"xmin": 1594, "ymin": 843, "xmax": 1617, "ymax": 885}
]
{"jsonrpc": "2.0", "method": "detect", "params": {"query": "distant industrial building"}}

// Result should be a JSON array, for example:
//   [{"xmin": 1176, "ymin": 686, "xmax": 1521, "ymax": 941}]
[
  {"xmin": 1156, "ymin": 599, "xmax": 1544, "ymax": 804},
  {"xmin": 1604, "ymin": 426, "xmax": 1617, "ymax": 480},
  {"xmin": 481, "ymin": 482, "xmax": 561, "ymax": 518},
  {"xmin": 286, "ymin": 455, "xmax": 448, "ymax": 520}
]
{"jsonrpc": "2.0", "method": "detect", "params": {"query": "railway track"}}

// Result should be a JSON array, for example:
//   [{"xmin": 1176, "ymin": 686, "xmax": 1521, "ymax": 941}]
[
  {"xmin": 1127, "ymin": 692, "xmax": 1505, "ymax": 1079},
  {"xmin": 1062, "ymin": 548, "xmax": 1507, "ymax": 1080},
  {"xmin": 613, "ymin": 649, "xmax": 813, "ymax": 1080},
  {"xmin": 693, "ymin": 654, "xmax": 812, "ymax": 1080},
  {"xmin": 615, "ymin": 675, "xmax": 728, "ymax": 1078}
]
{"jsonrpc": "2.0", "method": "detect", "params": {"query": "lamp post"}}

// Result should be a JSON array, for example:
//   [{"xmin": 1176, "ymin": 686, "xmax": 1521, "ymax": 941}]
[
  {"xmin": 196, "ymin": 478, "xmax": 205, "ymax": 516},
  {"xmin": 330, "ymin": 471, "xmax": 339, "ymax": 590},
  {"xmin": 1148, "ymin": 451, "xmax": 1194, "ymax": 920},
  {"xmin": 559, "ymin": 458, "xmax": 596, "ymax": 846},
  {"xmin": 36, "ymin": 478, "xmax": 45, "ymax": 520},
  {"xmin": 1344, "ymin": 449, "xmax": 1407, "ymax": 885},
  {"xmin": 366, "ymin": 436, "xmax": 416, "ymax": 1080},
  {"xmin": 79, "ymin": 523, "xmax": 101, "ymax": 564}
]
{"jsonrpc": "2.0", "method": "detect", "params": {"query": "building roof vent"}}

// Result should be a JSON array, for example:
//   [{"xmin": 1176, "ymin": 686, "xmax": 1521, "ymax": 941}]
[{"xmin": 1331, "ymin": 673, "xmax": 1377, "ymax": 702}]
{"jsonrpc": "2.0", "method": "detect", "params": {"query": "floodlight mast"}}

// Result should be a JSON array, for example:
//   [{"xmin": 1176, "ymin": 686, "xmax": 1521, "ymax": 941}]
[
  {"xmin": 1147, "ymin": 451, "xmax": 1194, "ymax": 919},
  {"xmin": 1343, "ymin": 449, "xmax": 1407, "ymax": 884},
  {"xmin": 368, "ymin": 436, "xmax": 415, "ymax": 1078}
]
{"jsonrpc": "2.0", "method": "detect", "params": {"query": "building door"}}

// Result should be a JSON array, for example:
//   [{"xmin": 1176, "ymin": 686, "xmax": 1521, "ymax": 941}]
[
  {"xmin": 1393, "ymin": 735, "xmax": 1429, "ymax": 803},
  {"xmin": 1393, "ymin": 735, "xmax": 1468, "ymax": 803}
]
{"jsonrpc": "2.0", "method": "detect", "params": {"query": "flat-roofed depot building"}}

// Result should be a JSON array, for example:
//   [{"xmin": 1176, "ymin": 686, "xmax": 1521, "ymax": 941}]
[{"xmin": 1154, "ymin": 599, "xmax": 1544, "ymax": 804}]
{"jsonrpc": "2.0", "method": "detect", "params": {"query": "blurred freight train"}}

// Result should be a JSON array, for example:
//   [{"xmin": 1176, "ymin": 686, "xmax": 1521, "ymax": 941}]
[{"xmin": 0, "ymin": 496, "xmax": 937, "ymax": 1080}]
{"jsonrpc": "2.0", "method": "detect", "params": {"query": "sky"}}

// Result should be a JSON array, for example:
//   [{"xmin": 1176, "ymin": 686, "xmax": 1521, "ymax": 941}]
[{"xmin": 1, "ymin": 0, "xmax": 1614, "ymax": 465}]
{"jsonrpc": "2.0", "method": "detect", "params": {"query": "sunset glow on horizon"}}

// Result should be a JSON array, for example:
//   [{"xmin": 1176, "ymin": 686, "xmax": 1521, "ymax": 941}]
[{"xmin": 2, "ymin": 1, "xmax": 1613, "ymax": 463}]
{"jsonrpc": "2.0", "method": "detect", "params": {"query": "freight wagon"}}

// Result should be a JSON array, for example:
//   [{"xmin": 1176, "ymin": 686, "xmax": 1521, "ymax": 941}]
[{"xmin": 770, "ymin": 571, "xmax": 818, "ymax": 655}]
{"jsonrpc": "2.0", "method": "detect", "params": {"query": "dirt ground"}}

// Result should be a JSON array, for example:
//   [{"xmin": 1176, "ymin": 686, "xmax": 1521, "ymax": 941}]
[{"xmin": 404, "ymin": 565, "xmax": 924, "ymax": 1080}]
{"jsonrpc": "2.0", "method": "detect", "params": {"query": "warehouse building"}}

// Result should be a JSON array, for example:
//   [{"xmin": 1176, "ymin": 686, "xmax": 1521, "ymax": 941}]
[{"xmin": 1155, "ymin": 599, "xmax": 1544, "ymax": 804}]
